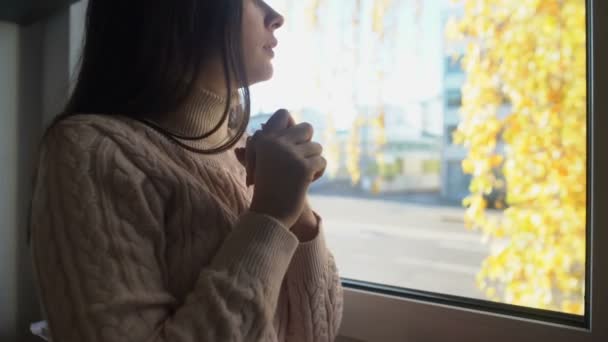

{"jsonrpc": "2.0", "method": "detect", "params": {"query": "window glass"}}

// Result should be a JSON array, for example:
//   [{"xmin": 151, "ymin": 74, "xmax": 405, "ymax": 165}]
[{"xmin": 252, "ymin": 0, "xmax": 587, "ymax": 316}]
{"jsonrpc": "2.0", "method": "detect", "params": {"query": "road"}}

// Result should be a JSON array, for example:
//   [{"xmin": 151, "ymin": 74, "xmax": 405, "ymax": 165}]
[{"xmin": 309, "ymin": 194, "xmax": 489, "ymax": 300}]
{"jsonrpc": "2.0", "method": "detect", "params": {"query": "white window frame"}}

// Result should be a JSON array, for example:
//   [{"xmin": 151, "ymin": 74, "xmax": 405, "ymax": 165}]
[{"xmin": 337, "ymin": 1, "xmax": 608, "ymax": 341}]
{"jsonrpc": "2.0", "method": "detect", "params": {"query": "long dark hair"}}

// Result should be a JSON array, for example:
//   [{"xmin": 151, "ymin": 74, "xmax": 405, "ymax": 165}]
[
  {"xmin": 28, "ymin": 0, "xmax": 252, "ymax": 245},
  {"xmin": 47, "ymin": 0, "xmax": 251, "ymax": 154}
]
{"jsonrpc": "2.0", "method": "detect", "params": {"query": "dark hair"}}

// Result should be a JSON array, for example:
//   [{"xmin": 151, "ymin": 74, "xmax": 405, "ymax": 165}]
[
  {"xmin": 28, "ymin": 0, "xmax": 252, "ymax": 245},
  {"xmin": 46, "ymin": 0, "xmax": 251, "ymax": 154}
]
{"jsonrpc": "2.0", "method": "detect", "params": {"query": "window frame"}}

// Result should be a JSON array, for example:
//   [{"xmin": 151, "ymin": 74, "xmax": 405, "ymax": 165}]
[{"xmin": 337, "ymin": 1, "xmax": 608, "ymax": 341}]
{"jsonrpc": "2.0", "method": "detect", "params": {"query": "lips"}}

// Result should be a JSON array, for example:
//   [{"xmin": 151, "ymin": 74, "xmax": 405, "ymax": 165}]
[
  {"xmin": 264, "ymin": 46, "xmax": 275, "ymax": 58},
  {"xmin": 263, "ymin": 38, "xmax": 278, "ymax": 58}
]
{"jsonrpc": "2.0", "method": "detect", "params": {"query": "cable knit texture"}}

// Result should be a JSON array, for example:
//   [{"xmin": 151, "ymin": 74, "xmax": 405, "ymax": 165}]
[{"xmin": 29, "ymin": 87, "xmax": 344, "ymax": 342}]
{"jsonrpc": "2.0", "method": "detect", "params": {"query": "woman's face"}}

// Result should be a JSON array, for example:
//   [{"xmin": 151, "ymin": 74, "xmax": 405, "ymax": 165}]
[{"xmin": 241, "ymin": 0, "xmax": 284, "ymax": 84}]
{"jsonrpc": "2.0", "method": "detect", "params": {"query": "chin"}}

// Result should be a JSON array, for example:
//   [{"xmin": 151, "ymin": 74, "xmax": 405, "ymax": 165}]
[{"xmin": 248, "ymin": 64, "xmax": 274, "ymax": 85}]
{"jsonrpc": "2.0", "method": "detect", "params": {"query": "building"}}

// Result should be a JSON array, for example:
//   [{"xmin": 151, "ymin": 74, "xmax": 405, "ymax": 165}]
[
  {"xmin": 358, "ymin": 103, "xmax": 443, "ymax": 193},
  {"xmin": 439, "ymin": 1, "xmax": 510, "ymax": 205},
  {"xmin": 439, "ymin": 3, "xmax": 471, "ymax": 203}
]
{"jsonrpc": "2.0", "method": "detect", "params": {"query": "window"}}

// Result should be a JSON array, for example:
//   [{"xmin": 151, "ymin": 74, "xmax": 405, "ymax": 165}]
[
  {"xmin": 445, "ymin": 55, "xmax": 464, "ymax": 75},
  {"xmin": 253, "ymin": 0, "xmax": 607, "ymax": 341},
  {"xmin": 445, "ymin": 89, "xmax": 462, "ymax": 108},
  {"xmin": 445, "ymin": 124, "xmax": 457, "ymax": 144}
]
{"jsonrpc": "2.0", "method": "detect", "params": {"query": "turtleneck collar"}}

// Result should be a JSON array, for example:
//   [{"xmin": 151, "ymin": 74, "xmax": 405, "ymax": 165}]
[{"xmin": 156, "ymin": 86, "xmax": 242, "ymax": 148}]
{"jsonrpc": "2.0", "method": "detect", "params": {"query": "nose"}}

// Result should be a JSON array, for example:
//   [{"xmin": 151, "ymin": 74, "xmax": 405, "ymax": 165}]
[{"xmin": 267, "ymin": 9, "xmax": 284, "ymax": 31}]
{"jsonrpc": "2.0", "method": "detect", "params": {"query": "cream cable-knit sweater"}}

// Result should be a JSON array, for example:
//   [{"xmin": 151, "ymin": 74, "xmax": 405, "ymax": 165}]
[{"xmin": 29, "ymin": 87, "xmax": 344, "ymax": 342}]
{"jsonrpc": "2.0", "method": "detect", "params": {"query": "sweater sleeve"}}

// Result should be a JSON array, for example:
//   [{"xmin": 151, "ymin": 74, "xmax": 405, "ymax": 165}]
[
  {"xmin": 273, "ymin": 214, "xmax": 344, "ymax": 342},
  {"xmin": 30, "ymin": 121, "xmax": 300, "ymax": 342}
]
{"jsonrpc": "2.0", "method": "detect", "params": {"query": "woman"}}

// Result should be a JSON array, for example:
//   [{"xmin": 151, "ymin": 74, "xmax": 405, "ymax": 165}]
[{"xmin": 28, "ymin": 0, "xmax": 343, "ymax": 341}]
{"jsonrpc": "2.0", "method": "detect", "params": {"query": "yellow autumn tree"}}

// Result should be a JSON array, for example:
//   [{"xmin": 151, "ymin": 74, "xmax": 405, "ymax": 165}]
[
  {"xmin": 346, "ymin": 116, "xmax": 364, "ymax": 185},
  {"xmin": 323, "ymin": 115, "xmax": 341, "ymax": 179},
  {"xmin": 369, "ymin": 0, "xmax": 392, "ymax": 193},
  {"xmin": 447, "ymin": 0, "xmax": 586, "ymax": 314}
]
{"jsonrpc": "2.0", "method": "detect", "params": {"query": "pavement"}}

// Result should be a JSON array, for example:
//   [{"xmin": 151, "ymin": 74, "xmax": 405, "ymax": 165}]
[{"xmin": 309, "ymin": 194, "xmax": 489, "ymax": 300}]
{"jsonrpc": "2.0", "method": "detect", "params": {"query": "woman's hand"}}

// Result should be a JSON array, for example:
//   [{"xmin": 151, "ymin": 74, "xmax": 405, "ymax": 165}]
[
  {"xmin": 240, "ymin": 109, "xmax": 326, "ymax": 229},
  {"xmin": 236, "ymin": 110, "xmax": 324, "ymax": 186}
]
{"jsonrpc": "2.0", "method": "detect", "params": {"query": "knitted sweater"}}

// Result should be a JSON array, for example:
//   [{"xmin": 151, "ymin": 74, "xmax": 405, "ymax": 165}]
[{"xmin": 29, "ymin": 87, "xmax": 344, "ymax": 342}]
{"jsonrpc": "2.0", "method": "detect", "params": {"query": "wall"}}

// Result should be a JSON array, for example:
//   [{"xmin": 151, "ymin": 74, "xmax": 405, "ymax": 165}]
[
  {"xmin": 0, "ymin": 5, "xmax": 72, "ymax": 340},
  {"xmin": 0, "ymin": 20, "xmax": 21, "ymax": 342}
]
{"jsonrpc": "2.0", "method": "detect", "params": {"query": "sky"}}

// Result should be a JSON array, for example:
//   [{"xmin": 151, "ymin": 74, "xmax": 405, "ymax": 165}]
[{"xmin": 249, "ymin": 0, "xmax": 447, "ymax": 131}]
